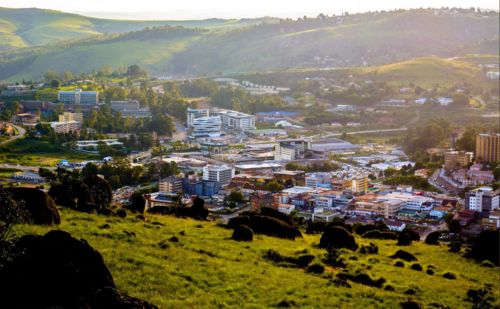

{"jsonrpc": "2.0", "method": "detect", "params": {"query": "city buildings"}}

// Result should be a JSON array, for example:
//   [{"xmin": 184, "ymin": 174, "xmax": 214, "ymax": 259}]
[
  {"xmin": 214, "ymin": 109, "xmax": 256, "ymax": 130},
  {"xmin": 274, "ymin": 139, "xmax": 311, "ymax": 160},
  {"xmin": 465, "ymin": 187, "xmax": 499, "ymax": 212},
  {"xmin": 202, "ymin": 165, "xmax": 235, "ymax": 186},
  {"xmin": 187, "ymin": 107, "xmax": 210, "ymax": 126},
  {"xmin": 444, "ymin": 150, "xmax": 473, "ymax": 172},
  {"xmin": 59, "ymin": 112, "xmax": 83, "ymax": 123},
  {"xmin": 75, "ymin": 139, "xmax": 124, "ymax": 152},
  {"xmin": 159, "ymin": 176, "xmax": 184, "ymax": 194},
  {"xmin": 476, "ymin": 133, "xmax": 500, "ymax": 163},
  {"xmin": 14, "ymin": 113, "xmax": 39, "ymax": 125},
  {"xmin": 50, "ymin": 120, "xmax": 82, "ymax": 133},
  {"xmin": 58, "ymin": 89, "xmax": 99, "ymax": 105},
  {"xmin": 111, "ymin": 100, "xmax": 151, "ymax": 118},
  {"xmin": 189, "ymin": 116, "xmax": 223, "ymax": 138}
]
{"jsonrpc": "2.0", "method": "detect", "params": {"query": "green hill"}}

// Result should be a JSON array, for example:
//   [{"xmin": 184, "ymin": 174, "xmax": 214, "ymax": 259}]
[
  {"xmin": 0, "ymin": 8, "xmax": 498, "ymax": 81},
  {"xmin": 0, "ymin": 7, "xmax": 269, "ymax": 50},
  {"xmin": 14, "ymin": 208, "xmax": 499, "ymax": 308}
]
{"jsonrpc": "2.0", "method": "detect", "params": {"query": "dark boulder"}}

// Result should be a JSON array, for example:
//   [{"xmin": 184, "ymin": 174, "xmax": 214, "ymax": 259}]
[
  {"xmin": 232, "ymin": 224, "xmax": 253, "ymax": 241},
  {"xmin": 80, "ymin": 287, "xmax": 158, "ymax": 309},
  {"xmin": 126, "ymin": 192, "xmax": 146, "ymax": 213},
  {"xmin": 467, "ymin": 229, "xmax": 499, "ymax": 265},
  {"xmin": 397, "ymin": 233, "xmax": 412, "ymax": 246},
  {"xmin": 390, "ymin": 250, "xmax": 418, "ymax": 262},
  {"xmin": 319, "ymin": 226, "xmax": 357, "ymax": 250},
  {"xmin": 402, "ymin": 228, "xmax": 421, "ymax": 241},
  {"xmin": 249, "ymin": 215, "xmax": 302, "ymax": 240},
  {"xmin": 227, "ymin": 215, "xmax": 252, "ymax": 229},
  {"xmin": 260, "ymin": 207, "xmax": 295, "ymax": 226},
  {"xmin": 7, "ymin": 187, "xmax": 60, "ymax": 225},
  {"xmin": 425, "ymin": 231, "xmax": 442, "ymax": 245},
  {"xmin": 0, "ymin": 230, "xmax": 114, "ymax": 308}
]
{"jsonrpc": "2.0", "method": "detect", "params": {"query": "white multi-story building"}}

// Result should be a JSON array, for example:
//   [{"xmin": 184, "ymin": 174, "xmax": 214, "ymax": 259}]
[
  {"xmin": 190, "ymin": 116, "xmax": 222, "ymax": 138},
  {"xmin": 159, "ymin": 176, "xmax": 184, "ymax": 194},
  {"xmin": 58, "ymin": 89, "xmax": 99, "ymax": 105},
  {"xmin": 202, "ymin": 165, "xmax": 234, "ymax": 186},
  {"xmin": 50, "ymin": 121, "xmax": 82, "ymax": 134},
  {"xmin": 466, "ymin": 187, "xmax": 499, "ymax": 212},
  {"xmin": 214, "ymin": 109, "xmax": 255, "ymax": 130},
  {"xmin": 274, "ymin": 139, "xmax": 311, "ymax": 161},
  {"xmin": 187, "ymin": 108, "xmax": 210, "ymax": 126},
  {"xmin": 59, "ymin": 112, "xmax": 83, "ymax": 123}
]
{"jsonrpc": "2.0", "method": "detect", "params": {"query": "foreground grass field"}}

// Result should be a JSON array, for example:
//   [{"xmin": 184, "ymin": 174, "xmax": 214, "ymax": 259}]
[{"xmin": 14, "ymin": 209, "xmax": 499, "ymax": 308}]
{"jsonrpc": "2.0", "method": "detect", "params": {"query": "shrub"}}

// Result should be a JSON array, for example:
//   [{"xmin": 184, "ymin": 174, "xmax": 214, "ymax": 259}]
[
  {"xmin": 356, "ymin": 224, "xmax": 385, "ymax": 235},
  {"xmin": 250, "ymin": 215, "xmax": 302, "ymax": 240},
  {"xmin": 402, "ymin": 228, "xmax": 421, "ymax": 241},
  {"xmin": 305, "ymin": 221, "xmax": 327, "ymax": 234},
  {"xmin": 264, "ymin": 249, "xmax": 314, "ymax": 268},
  {"xmin": 443, "ymin": 272, "xmax": 456, "ymax": 280},
  {"xmin": 116, "ymin": 208, "xmax": 127, "ymax": 219},
  {"xmin": 336, "ymin": 272, "xmax": 386, "ymax": 288},
  {"xmin": 394, "ymin": 261, "xmax": 405, "ymax": 267},
  {"xmin": 323, "ymin": 248, "xmax": 347, "ymax": 268},
  {"xmin": 448, "ymin": 241, "xmax": 461, "ymax": 253},
  {"xmin": 380, "ymin": 231, "xmax": 399, "ymax": 240},
  {"xmin": 260, "ymin": 207, "xmax": 295, "ymax": 226},
  {"xmin": 467, "ymin": 229, "xmax": 499, "ymax": 266},
  {"xmin": 232, "ymin": 225, "xmax": 253, "ymax": 242},
  {"xmin": 400, "ymin": 300, "xmax": 421, "ymax": 309},
  {"xmin": 410, "ymin": 263, "xmax": 423, "ymax": 271},
  {"xmin": 466, "ymin": 286, "xmax": 496, "ymax": 309},
  {"xmin": 384, "ymin": 285, "xmax": 395, "ymax": 291},
  {"xmin": 227, "ymin": 216, "xmax": 251, "ymax": 229},
  {"xmin": 397, "ymin": 233, "xmax": 412, "ymax": 246},
  {"xmin": 426, "ymin": 268, "xmax": 434, "ymax": 275},
  {"xmin": 425, "ymin": 231, "xmax": 441, "ymax": 245},
  {"xmin": 126, "ymin": 192, "xmax": 146, "ymax": 213},
  {"xmin": 359, "ymin": 243, "xmax": 378, "ymax": 254},
  {"xmin": 390, "ymin": 250, "xmax": 417, "ymax": 262},
  {"xmin": 362, "ymin": 230, "xmax": 381, "ymax": 239},
  {"xmin": 319, "ymin": 226, "xmax": 357, "ymax": 250},
  {"xmin": 481, "ymin": 260, "xmax": 495, "ymax": 268},
  {"xmin": 306, "ymin": 263, "xmax": 325, "ymax": 274},
  {"xmin": 77, "ymin": 175, "xmax": 113, "ymax": 213},
  {"xmin": 6, "ymin": 187, "xmax": 60, "ymax": 225}
]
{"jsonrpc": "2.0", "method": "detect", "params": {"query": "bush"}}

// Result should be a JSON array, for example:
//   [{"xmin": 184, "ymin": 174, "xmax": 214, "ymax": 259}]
[
  {"xmin": 305, "ymin": 221, "xmax": 327, "ymax": 234},
  {"xmin": 362, "ymin": 230, "xmax": 381, "ymax": 239},
  {"xmin": 410, "ymin": 263, "xmax": 423, "ymax": 271},
  {"xmin": 425, "ymin": 231, "xmax": 441, "ymax": 245},
  {"xmin": 448, "ymin": 241, "xmax": 461, "ymax": 253},
  {"xmin": 402, "ymin": 228, "xmax": 421, "ymax": 241},
  {"xmin": 320, "ymin": 226, "xmax": 357, "ymax": 250},
  {"xmin": 397, "ymin": 233, "xmax": 412, "ymax": 246},
  {"xmin": 355, "ymin": 224, "xmax": 385, "ymax": 235},
  {"xmin": 6, "ymin": 187, "xmax": 60, "ymax": 225},
  {"xmin": 126, "ymin": 192, "xmax": 146, "ymax": 213},
  {"xmin": 390, "ymin": 250, "xmax": 417, "ymax": 262},
  {"xmin": 306, "ymin": 263, "xmax": 325, "ymax": 274},
  {"xmin": 264, "ymin": 249, "xmax": 314, "ymax": 268},
  {"xmin": 481, "ymin": 260, "xmax": 495, "ymax": 268},
  {"xmin": 232, "ymin": 225, "xmax": 253, "ymax": 242},
  {"xmin": 426, "ymin": 268, "xmax": 434, "ymax": 275},
  {"xmin": 116, "ymin": 208, "xmax": 127, "ymax": 219},
  {"xmin": 77, "ymin": 175, "xmax": 113, "ymax": 213},
  {"xmin": 394, "ymin": 261, "xmax": 405, "ymax": 267},
  {"xmin": 260, "ymin": 207, "xmax": 295, "ymax": 226},
  {"xmin": 359, "ymin": 243, "xmax": 378, "ymax": 254},
  {"xmin": 227, "ymin": 216, "xmax": 251, "ymax": 229},
  {"xmin": 443, "ymin": 272, "xmax": 456, "ymax": 280},
  {"xmin": 250, "ymin": 215, "xmax": 302, "ymax": 240},
  {"xmin": 323, "ymin": 248, "xmax": 347, "ymax": 268},
  {"xmin": 400, "ymin": 300, "xmax": 421, "ymax": 309},
  {"xmin": 336, "ymin": 272, "xmax": 386, "ymax": 288},
  {"xmin": 467, "ymin": 229, "xmax": 499, "ymax": 266}
]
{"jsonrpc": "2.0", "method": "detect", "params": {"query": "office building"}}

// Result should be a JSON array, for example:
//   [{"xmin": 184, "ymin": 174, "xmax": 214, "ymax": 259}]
[
  {"xmin": 50, "ymin": 121, "xmax": 82, "ymax": 134},
  {"xmin": 59, "ymin": 112, "xmax": 83, "ymax": 123},
  {"xmin": 202, "ymin": 165, "xmax": 235, "ymax": 186},
  {"xmin": 190, "ymin": 116, "xmax": 222, "ymax": 138},
  {"xmin": 476, "ymin": 133, "xmax": 500, "ymax": 163},
  {"xmin": 465, "ymin": 187, "xmax": 499, "ymax": 212},
  {"xmin": 159, "ymin": 176, "xmax": 184, "ymax": 194},
  {"xmin": 274, "ymin": 139, "xmax": 311, "ymax": 161},
  {"xmin": 58, "ymin": 89, "xmax": 99, "ymax": 105},
  {"xmin": 111, "ymin": 100, "xmax": 140, "ymax": 111},
  {"xmin": 187, "ymin": 108, "xmax": 210, "ymax": 126},
  {"xmin": 213, "ymin": 109, "xmax": 256, "ymax": 130},
  {"xmin": 444, "ymin": 151, "xmax": 473, "ymax": 172}
]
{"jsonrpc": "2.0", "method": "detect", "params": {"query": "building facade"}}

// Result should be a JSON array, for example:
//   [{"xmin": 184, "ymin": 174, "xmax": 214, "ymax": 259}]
[
  {"xmin": 59, "ymin": 112, "xmax": 83, "ymax": 123},
  {"xmin": 444, "ymin": 151, "xmax": 473, "ymax": 172},
  {"xmin": 159, "ymin": 176, "xmax": 184, "ymax": 194},
  {"xmin": 187, "ymin": 108, "xmax": 210, "ymax": 126},
  {"xmin": 190, "ymin": 116, "xmax": 222, "ymax": 138},
  {"xmin": 476, "ymin": 133, "xmax": 500, "ymax": 163},
  {"xmin": 202, "ymin": 165, "xmax": 235, "ymax": 186},
  {"xmin": 58, "ymin": 89, "xmax": 99, "ymax": 105}
]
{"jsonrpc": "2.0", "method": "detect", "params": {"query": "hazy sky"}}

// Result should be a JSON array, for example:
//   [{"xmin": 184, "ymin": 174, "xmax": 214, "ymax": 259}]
[{"xmin": 1, "ymin": 0, "xmax": 498, "ymax": 19}]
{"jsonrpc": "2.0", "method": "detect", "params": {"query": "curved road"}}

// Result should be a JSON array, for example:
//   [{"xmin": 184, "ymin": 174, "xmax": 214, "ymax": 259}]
[{"xmin": 0, "ymin": 123, "xmax": 26, "ymax": 145}]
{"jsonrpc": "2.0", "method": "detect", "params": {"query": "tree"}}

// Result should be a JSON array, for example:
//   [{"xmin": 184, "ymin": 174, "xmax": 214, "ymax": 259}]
[
  {"xmin": 63, "ymin": 70, "xmax": 75, "ymax": 82},
  {"xmin": 0, "ymin": 186, "xmax": 26, "ymax": 241},
  {"xmin": 267, "ymin": 181, "xmax": 284, "ymax": 193},
  {"xmin": 227, "ymin": 191, "xmax": 244, "ymax": 204},
  {"xmin": 127, "ymin": 65, "xmax": 147, "ymax": 78},
  {"xmin": 44, "ymin": 70, "xmax": 60, "ymax": 83},
  {"xmin": 50, "ymin": 80, "xmax": 61, "ymax": 88}
]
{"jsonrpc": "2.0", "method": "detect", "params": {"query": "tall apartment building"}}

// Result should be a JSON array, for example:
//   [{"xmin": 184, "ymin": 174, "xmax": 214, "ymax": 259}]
[
  {"xmin": 59, "ymin": 112, "xmax": 83, "ymax": 123},
  {"xmin": 465, "ymin": 187, "xmax": 499, "ymax": 212},
  {"xmin": 213, "ymin": 109, "xmax": 256, "ymax": 130},
  {"xmin": 187, "ymin": 108, "xmax": 210, "ymax": 126},
  {"xmin": 476, "ymin": 133, "xmax": 500, "ymax": 163},
  {"xmin": 58, "ymin": 89, "xmax": 99, "ymax": 105},
  {"xmin": 274, "ymin": 139, "xmax": 311, "ymax": 161},
  {"xmin": 159, "ymin": 176, "xmax": 184, "ymax": 194},
  {"xmin": 348, "ymin": 176, "xmax": 369, "ymax": 195},
  {"xmin": 444, "ymin": 150, "xmax": 473, "ymax": 172},
  {"xmin": 202, "ymin": 165, "xmax": 235, "ymax": 186}
]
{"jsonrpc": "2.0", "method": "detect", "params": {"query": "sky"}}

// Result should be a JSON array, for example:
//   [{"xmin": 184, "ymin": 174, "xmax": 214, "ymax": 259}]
[{"xmin": 0, "ymin": 0, "xmax": 498, "ymax": 20}]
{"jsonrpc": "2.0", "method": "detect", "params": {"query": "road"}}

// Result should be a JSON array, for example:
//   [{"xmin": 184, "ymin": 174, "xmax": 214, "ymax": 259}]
[
  {"xmin": 0, "ymin": 123, "xmax": 26, "ymax": 145},
  {"xmin": 311, "ymin": 127, "xmax": 408, "ymax": 140}
]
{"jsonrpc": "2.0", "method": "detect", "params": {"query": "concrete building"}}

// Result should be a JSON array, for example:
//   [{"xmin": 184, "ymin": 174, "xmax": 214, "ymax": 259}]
[
  {"xmin": 58, "ymin": 89, "xmax": 99, "ymax": 105},
  {"xmin": 111, "ymin": 100, "xmax": 140, "ymax": 111},
  {"xmin": 465, "ymin": 187, "xmax": 499, "ymax": 212},
  {"xmin": 187, "ymin": 108, "xmax": 210, "ymax": 126},
  {"xmin": 189, "ymin": 116, "xmax": 222, "ymax": 138},
  {"xmin": 59, "ymin": 112, "xmax": 83, "ymax": 123},
  {"xmin": 476, "ymin": 133, "xmax": 500, "ymax": 163},
  {"xmin": 14, "ymin": 113, "xmax": 39, "ymax": 125},
  {"xmin": 50, "ymin": 120, "xmax": 82, "ymax": 133},
  {"xmin": 274, "ymin": 139, "xmax": 311, "ymax": 161},
  {"xmin": 214, "ymin": 109, "xmax": 256, "ymax": 130},
  {"xmin": 444, "ymin": 151, "xmax": 473, "ymax": 172},
  {"xmin": 202, "ymin": 165, "xmax": 234, "ymax": 186},
  {"xmin": 159, "ymin": 176, "xmax": 184, "ymax": 194}
]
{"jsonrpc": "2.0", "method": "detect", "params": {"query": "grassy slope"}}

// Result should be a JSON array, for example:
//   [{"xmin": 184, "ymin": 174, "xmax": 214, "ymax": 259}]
[{"xmin": 13, "ymin": 208, "xmax": 500, "ymax": 308}]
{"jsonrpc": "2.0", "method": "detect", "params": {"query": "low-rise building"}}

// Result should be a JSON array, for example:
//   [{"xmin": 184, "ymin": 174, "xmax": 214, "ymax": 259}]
[
  {"xmin": 444, "ymin": 151, "xmax": 473, "ymax": 172},
  {"xmin": 159, "ymin": 176, "xmax": 184, "ymax": 194},
  {"xmin": 59, "ymin": 112, "xmax": 83, "ymax": 123},
  {"xmin": 58, "ymin": 89, "xmax": 99, "ymax": 105},
  {"xmin": 14, "ymin": 113, "xmax": 39, "ymax": 125},
  {"xmin": 50, "ymin": 120, "xmax": 82, "ymax": 133},
  {"xmin": 274, "ymin": 139, "xmax": 311, "ymax": 161}
]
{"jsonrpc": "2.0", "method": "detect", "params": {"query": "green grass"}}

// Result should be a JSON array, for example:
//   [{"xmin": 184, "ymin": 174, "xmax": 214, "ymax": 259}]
[
  {"xmin": 0, "ymin": 138, "xmax": 99, "ymax": 166},
  {"xmin": 12, "ymin": 208, "xmax": 500, "ymax": 308}
]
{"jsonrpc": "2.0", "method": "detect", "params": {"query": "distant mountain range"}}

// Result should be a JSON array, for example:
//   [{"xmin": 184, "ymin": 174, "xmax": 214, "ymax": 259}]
[{"xmin": 0, "ymin": 7, "xmax": 498, "ymax": 82}]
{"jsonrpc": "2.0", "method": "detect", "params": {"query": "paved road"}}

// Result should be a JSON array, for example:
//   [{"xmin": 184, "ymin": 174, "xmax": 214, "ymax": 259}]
[{"xmin": 0, "ymin": 123, "xmax": 26, "ymax": 145}]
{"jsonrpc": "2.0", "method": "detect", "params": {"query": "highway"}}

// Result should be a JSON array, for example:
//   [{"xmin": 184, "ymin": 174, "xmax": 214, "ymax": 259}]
[{"xmin": 0, "ymin": 122, "xmax": 27, "ymax": 145}]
